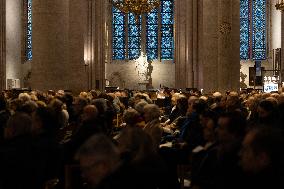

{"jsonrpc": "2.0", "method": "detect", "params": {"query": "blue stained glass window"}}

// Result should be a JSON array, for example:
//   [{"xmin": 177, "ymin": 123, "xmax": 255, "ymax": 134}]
[
  {"xmin": 146, "ymin": 9, "xmax": 158, "ymax": 60},
  {"xmin": 252, "ymin": 0, "xmax": 266, "ymax": 60},
  {"xmin": 128, "ymin": 13, "xmax": 141, "ymax": 60},
  {"xmin": 161, "ymin": 0, "xmax": 174, "ymax": 60},
  {"xmin": 240, "ymin": 0, "xmax": 250, "ymax": 60},
  {"xmin": 112, "ymin": 0, "xmax": 174, "ymax": 61},
  {"xmin": 240, "ymin": 0, "xmax": 266, "ymax": 60},
  {"xmin": 27, "ymin": 0, "xmax": 32, "ymax": 60},
  {"xmin": 112, "ymin": 7, "xmax": 126, "ymax": 60}
]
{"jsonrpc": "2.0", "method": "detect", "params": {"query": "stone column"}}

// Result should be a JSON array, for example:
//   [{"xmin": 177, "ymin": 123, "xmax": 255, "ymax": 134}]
[
  {"xmin": 89, "ymin": 0, "xmax": 107, "ymax": 90},
  {"xmin": 200, "ymin": 0, "xmax": 219, "ymax": 92},
  {"xmin": 175, "ymin": 0, "xmax": 198, "ymax": 89},
  {"xmin": 31, "ymin": 0, "xmax": 70, "ymax": 91},
  {"xmin": 217, "ymin": 0, "xmax": 240, "ymax": 92},
  {"xmin": 281, "ymin": 12, "xmax": 284, "ymax": 84},
  {"xmin": 200, "ymin": 0, "xmax": 239, "ymax": 93},
  {"xmin": 0, "ymin": 0, "xmax": 5, "ymax": 91}
]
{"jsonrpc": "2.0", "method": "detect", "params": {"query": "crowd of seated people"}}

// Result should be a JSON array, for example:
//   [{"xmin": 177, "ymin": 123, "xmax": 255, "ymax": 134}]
[{"xmin": 0, "ymin": 88, "xmax": 284, "ymax": 189}]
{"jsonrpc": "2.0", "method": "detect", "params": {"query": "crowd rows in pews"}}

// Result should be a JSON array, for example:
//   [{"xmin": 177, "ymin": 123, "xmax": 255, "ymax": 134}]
[{"xmin": 0, "ymin": 88, "xmax": 284, "ymax": 189}]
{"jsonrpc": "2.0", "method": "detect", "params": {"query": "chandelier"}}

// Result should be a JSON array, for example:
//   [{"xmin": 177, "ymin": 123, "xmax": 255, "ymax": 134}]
[
  {"xmin": 275, "ymin": 0, "xmax": 284, "ymax": 11},
  {"xmin": 112, "ymin": 0, "xmax": 160, "ymax": 23}
]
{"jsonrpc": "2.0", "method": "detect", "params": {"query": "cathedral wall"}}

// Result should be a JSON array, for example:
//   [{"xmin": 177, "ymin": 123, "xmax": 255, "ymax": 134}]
[
  {"xmin": 6, "ymin": 0, "xmax": 22, "ymax": 88},
  {"xmin": 4, "ymin": 0, "xmax": 282, "ymax": 92},
  {"xmin": 240, "ymin": 0, "xmax": 281, "ymax": 89},
  {"xmin": 106, "ymin": 60, "xmax": 175, "ymax": 90},
  {"xmin": 30, "ymin": 0, "xmax": 88, "ymax": 93}
]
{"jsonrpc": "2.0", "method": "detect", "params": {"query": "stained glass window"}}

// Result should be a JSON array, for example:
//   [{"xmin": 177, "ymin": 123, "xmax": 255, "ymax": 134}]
[
  {"xmin": 112, "ymin": 0, "xmax": 174, "ymax": 61},
  {"xmin": 240, "ymin": 0, "xmax": 266, "ymax": 60},
  {"xmin": 252, "ymin": 0, "xmax": 266, "ymax": 60},
  {"xmin": 27, "ymin": 0, "xmax": 32, "ymax": 60},
  {"xmin": 240, "ymin": 0, "xmax": 250, "ymax": 60},
  {"xmin": 128, "ymin": 13, "xmax": 141, "ymax": 60},
  {"xmin": 161, "ymin": 0, "xmax": 174, "ymax": 60},
  {"xmin": 112, "ymin": 7, "xmax": 126, "ymax": 60},
  {"xmin": 146, "ymin": 9, "xmax": 158, "ymax": 60}
]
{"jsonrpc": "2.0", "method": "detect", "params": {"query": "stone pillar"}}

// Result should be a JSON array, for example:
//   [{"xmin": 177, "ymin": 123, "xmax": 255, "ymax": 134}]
[
  {"xmin": 0, "ymin": 0, "xmax": 5, "ymax": 91},
  {"xmin": 88, "ymin": 0, "xmax": 107, "ymax": 90},
  {"xmin": 31, "ymin": 0, "xmax": 70, "ymax": 91},
  {"xmin": 199, "ymin": 0, "xmax": 219, "ymax": 92},
  {"xmin": 68, "ymin": 0, "xmax": 88, "ymax": 92},
  {"xmin": 217, "ymin": 0, "xmax": 240, "ymax": 92},
  {"xmin": 200, "ymin": 0, "xmax": 239, "ymax": 93},
  {"xmin": 281, "ymin": 12, "xmax": 284, "ymax": 84},
  {"xmin": 175, "ymin": 0, "xmax": 198, "ymax": 89}
]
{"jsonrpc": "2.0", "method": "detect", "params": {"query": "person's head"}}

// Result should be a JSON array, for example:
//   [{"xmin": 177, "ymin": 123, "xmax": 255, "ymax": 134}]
[
  {"xmin": 176, "ymin": 96, "xmax": 188, "ymax": 115},
  {"xmin": 48, "ymin": 98, "xmax": 64, "ymax": 112},
  {"xmin": 216, "ymin": 111, "xmax": 246, "ymax": 144},
  {"xmin": 73, "ymin": 97, "xmax": 88, "ymax": 116},
  {"xmin": 76, "ymin": 134, "xmax": 120, "ymax": 187},
  {"xmin": 91, "ymin": 98, "xmax": 107, "ymax": 115},
  {"xmin": 193, "ymin": 99, "xmax": 208, "ymax": 114},
  {"xmin": 187, "ymin": 96, "xmax": 199, "ymax": 114},
  {"xmin": 171, "ymin": 93, "xmax": 181, "ymax": 106},
  {"xmin": 63, "ymin": 92, "xmax": 74, "ymax": 106},
  {"xmin": 32, "ymin": 107, "xmax": 58, "ymax": 135},
  {"xmin": 226, "ymin": 92, "xmax": 240, "ymax": 111},
  {"xmin": 240, "ymin": 127, "xmax": 284, "ymax": 174},
  {"xmin": 127, "ymin": 97, "xmax": 136, "ymax": 108},
  {"xmin": 212, "ymin": 91, "xmax": 222, "ymax": 103},
  {"xmin": 257, "ymin": 99, "xmax": 276, "ymax": 119},
  {"xmin": 143, "ymin": 104, "xmax": 160, "ymax": 123},
  {"xmin": 246, "ymin": 96, "xmax": 256, "ymax": 110},
  {"xmin": 79, "ymin": 92, "xmax": 88, "ymax": 99},
  {"xmin": 18, "ymin": 93, "xmax": 31, "ymax": 103},
  {"xmin": 82, "ymin": 105, "xmax": 98, "ymax": 122},
  {"xmin": 116, "ymin": 127, "xmax": 156, "ymax": 163},
  {"xmin": 134, "ymin": 100, "xmax": 148, "ymax": 116},
  {"xmin": 9, "ymin": 98, "xmax": 23, "ymax": 113},
  {"xmin": 123, "ymin": 108, "xmax": 140, "ymax": 127},
  {"xmin": 19, "ymin": 100, "xmax": 38, "ymax": 115},
  {"xmin": 200, "ymin": 110, "xmax": 218, "ymax": 142},
  {"xmin": 5, "ymin": 112, "xmax": 32, "ymax": 139},
  {"xmin": 56, "ymin": 89, "xmax": 65, "ymax": 97}
]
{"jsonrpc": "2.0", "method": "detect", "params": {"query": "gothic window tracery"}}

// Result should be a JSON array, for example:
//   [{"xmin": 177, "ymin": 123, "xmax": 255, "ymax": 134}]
[
  {"xmin": 112, "ymin": 0, "xmax": 174, "ymax": 61},
  {"xmin": 240, "ymin": 0, "xmax": 266, "ymax": 60}
]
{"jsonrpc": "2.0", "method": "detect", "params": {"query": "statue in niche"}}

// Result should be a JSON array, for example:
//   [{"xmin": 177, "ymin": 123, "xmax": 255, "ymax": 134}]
[
  {"xmin": 240, "ymin": 64, "xmax": 247, "ymax": 89},
  {"xmin": 146, "ymin": 60, "xmax": 153, "ymax": 89},
  {"xmin": 135, "ymin": 52, "xmax": 154, "ymax": 90},
  {"xmin": 240, "ymin": 71, "xmax": 247, "ymax": 89},
  {"xmin": 23, "ymin": 70, "xmax": 32, "ymax": 88},
  {"xmin": 146, "ymin": 60, "xmax": 153, "ymax": 80}
]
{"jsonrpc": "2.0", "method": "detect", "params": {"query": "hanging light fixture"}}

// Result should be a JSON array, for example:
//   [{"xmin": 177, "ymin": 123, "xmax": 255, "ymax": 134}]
[
  {"xmin": 111, "ymin": 0, "xmax": 160, "ymax": 23},
  {"xmin": 275, "ymin": 0, "xmax": 284, "ymax": 11}
]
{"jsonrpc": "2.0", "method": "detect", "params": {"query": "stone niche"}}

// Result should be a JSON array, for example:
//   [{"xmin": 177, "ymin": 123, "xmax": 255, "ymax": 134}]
[{"xmin": 105, "ymin": 60, "xmax": 175, "ymax": 90}]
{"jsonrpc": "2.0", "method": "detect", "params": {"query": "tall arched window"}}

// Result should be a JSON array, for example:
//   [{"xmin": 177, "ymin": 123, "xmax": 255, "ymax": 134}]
[
  {"xmin": 112, "ymin": 7, "xmax": 125, "ymax": 60},
  {"xmin": 112, "ymin": 0, "xmax": 174, "ymax": 61},
  {"xmin": 240, "ymin": 0, "xmax": 266, "ymax": 60},
  {"xmin": 23, "ymin": 0, "xmax": 32, "ymax": 61}
]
